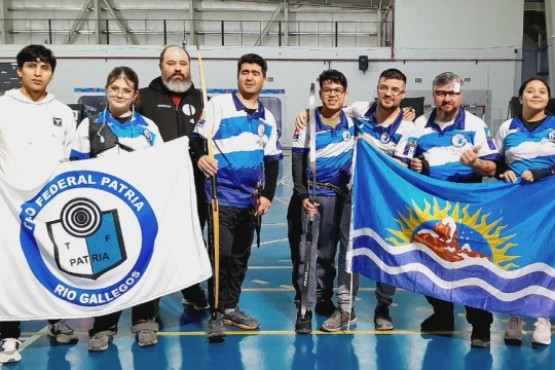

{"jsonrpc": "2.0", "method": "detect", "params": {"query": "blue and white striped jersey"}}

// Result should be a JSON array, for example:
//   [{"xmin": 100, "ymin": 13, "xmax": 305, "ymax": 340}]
[
  {"xmin": 495, "ymin": 115, "xmax": 555, "ymax": 176},
  {"xmin": 411, "ymin": 108, "xmax": 500, "ymax": 182},
  {"xmin": 350, "ymin": 102, "xmax": 416, "ymax": 164},
  {"xmin": 70, "ymin": 110, "xmax": 161, "ymax": 159},
  {"xmin": 193, "ymin": 93, "xmax": 282, "ymax": 208},
  {"xmin": 292, "ymin": 108, "xmax": 355, "ymax": 197}
]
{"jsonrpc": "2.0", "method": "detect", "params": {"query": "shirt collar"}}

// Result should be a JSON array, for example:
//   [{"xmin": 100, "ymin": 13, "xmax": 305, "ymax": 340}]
[{"xmin": 232, "ymin": 91, "xmax": 265, "ymax": 120}]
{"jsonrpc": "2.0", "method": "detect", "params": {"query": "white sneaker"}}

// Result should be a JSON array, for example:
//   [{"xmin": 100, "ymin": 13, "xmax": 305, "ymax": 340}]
[
  {"xmin": 532, "ymin": 317, "xmax": 552, "ymax": 346},
  {"xmin": 88, "ymin": 333, "xmax": 112, "ymax": 352},
  {"xmin": 0, "ymin": 338, "xmax": 22, "ymax": 364}
]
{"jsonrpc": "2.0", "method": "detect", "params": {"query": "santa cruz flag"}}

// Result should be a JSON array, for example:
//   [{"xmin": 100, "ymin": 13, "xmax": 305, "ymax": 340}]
[
  {"xmin": 0, "ymin": 137, "xmax": 212, "ymax": 320},
  {"xmin": 349, "ymin": 139, "xmax": 555, "ymax": 318}
]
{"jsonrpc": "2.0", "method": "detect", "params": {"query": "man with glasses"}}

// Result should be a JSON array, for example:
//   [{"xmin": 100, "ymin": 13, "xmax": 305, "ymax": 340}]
[
  {"xmin": 409, "ymin": 72, "xmax": 500, "ymax": 348},
  {"xmin": 291, "ymin": 69, "xmax": 357, "ymax": 334},
  {"xmin": 320, "ymin": 68, "xmax": 416, "ymax": 333}
]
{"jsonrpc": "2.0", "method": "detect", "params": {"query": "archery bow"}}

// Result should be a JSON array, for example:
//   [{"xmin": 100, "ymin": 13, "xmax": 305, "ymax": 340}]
[
  {"xmin": 299, "ymin": 83, "xmax": 317, "ymax": 320},
  {"xmin": 196, "ymin": 43, "xmax": 220, "ymax": 314}
]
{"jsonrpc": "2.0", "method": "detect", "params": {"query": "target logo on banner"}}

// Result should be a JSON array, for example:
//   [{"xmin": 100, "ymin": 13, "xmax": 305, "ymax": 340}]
[
  {"xmin": 19, "ymin": 170, "xmax": 158, "ymax": 306},
  {"xmin": 47, "ymin": 198, "xmax": 126, "ymax": 279}
]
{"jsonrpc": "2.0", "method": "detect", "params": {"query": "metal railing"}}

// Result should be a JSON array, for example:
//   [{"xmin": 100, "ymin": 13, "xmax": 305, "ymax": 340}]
[{"xmin": 1, "ymin": 19, "xmax": 391, "ymax": 47}]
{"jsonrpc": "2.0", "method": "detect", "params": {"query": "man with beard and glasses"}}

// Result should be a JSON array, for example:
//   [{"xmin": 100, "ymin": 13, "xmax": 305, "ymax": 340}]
[
  {"xmin": 320, "ymin": 68, "xmax": 416, "ymax": 333},
  {"xmin": 409, "ymin": 72, "xmax": 500, "ymax": 348},
  {"xmin": 138, "ymin": 45, "xmax": 209, "ymax": 311}
]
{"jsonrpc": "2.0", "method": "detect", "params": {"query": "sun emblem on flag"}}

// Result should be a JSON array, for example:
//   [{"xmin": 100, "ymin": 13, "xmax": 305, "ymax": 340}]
[{"xmin": 386, "ymin": 198, "xmax": 520, "ymax": 270}]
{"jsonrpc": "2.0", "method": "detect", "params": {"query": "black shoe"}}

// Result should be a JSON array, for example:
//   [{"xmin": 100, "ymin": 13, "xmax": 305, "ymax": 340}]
[
  {"xmin": 207, "ymin": 312, "xmax": 227, "ymax": 343},
  {"xmin": 374, "ymin": 305, "xmax": 394, "ymax": 331},
  {"xmin": 182, "ymin": 285, "xmax": 209, "ymax": 311},
  {"xmin": 420, "ymin": 313, "xmax": 455, "ymax": 332},
  {"xmin": 315, "ymin": 300, "xmax": 336, "ymax": 317},
  {"xmin": 295, "ymin": 310, "xmax": 312, "ymax": 335},
  {"xmin": 470, "ymin": 325, "xmax": 491, "ymax": 348}
]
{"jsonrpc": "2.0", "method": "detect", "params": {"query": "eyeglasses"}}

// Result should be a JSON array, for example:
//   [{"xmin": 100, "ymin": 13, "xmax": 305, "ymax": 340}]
[
  {"xmin": 377, "ymin": 85, "xmax": 405, "ymax": 96},
  {"xmin": 434, "ymin": 90, "xmax": 461, "ymax": 98},
  {"xmin": 321, "ymin": 88, "xmax": 345, "ymax": 96},
  {"xmin": 108, "ymin": 85, "xmax": 135, "ymax": 98}
]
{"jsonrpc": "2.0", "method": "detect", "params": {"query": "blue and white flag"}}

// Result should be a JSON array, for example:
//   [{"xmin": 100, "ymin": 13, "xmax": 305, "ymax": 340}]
[
  {"xmin": 349, "ymin": 139, "xmax": 555, "ymax": 318},
  {"xmin": 0, "ymin": 137, "xmax": 212, "ymax": 320}
]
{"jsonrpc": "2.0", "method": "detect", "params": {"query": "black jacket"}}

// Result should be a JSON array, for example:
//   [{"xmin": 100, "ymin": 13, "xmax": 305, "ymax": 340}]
[
  {"xmin": 138, "ymin": 76, "xmax": 207, "ymax": 225},
  {"xmin": 138, "ymin": 76, "xmax": 203, "ymax": 141}
]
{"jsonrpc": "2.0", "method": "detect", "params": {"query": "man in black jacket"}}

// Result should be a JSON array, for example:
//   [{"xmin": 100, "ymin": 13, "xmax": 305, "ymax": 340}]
[{"xmin": 138, "ymin": 44, "xmax": 209, "ymax": 311}]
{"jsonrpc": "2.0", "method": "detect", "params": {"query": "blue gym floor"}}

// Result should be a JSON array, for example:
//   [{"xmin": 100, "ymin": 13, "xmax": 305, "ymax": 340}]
[{"xmin": 5, "ymin": 151, "xmax": 555, "ymax": 370}]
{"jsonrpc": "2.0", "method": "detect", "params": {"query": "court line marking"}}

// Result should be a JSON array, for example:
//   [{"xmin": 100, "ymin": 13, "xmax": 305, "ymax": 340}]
[
  {"xmin": 20, "ymin": 326, "xmax": 50, "ymax": 350},
  {"xmin": 21, "ymin": 329, "xmax": 539, "ymax": 338}
]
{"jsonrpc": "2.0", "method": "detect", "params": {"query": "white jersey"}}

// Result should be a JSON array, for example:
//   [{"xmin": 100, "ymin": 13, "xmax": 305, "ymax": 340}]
[{"xmin": 0, "ymin": 89, "xmax": 76, "ymax": 189}]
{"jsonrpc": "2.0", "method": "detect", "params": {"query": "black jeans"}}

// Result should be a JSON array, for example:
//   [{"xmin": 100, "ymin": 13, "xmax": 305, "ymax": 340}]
[
  {"xmin": 208, "ymin": 205, "xmax": 255, "ymax": 312},
  {"xmin": 287, "ymin": 194, "xmax": 303, "ymax": 303},
  {"xmin": 426, "ymin": 296, "xmax": 493, "ymax": 326},
  {"xmin": 1, "ymin": 320, "xmax": 59, "ymax": 339}
]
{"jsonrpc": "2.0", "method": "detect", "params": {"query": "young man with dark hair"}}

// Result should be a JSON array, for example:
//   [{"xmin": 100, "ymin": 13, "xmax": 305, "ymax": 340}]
[
  {"xmin": 0, "ymin": 44, "xmax": 78, "ymax": 364},
  {"xmin": 291, "ymin": 69, "xmax": 357, "ymax": 334},
  {"xmin": 192, "ymin": 53, "xmax": 282, "ymax": 341}
]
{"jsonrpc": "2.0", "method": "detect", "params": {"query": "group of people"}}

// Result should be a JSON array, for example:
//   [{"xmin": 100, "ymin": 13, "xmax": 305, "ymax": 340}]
[
  {"xmin": 288, "ymin": 68, "xmax": 555, "ymax": 350},
  {"xmin": 0, "ymin": 42, "xmax": 553, "ymax": 364},
  {"xmin": 0, "ymin": 44, "xmax": 281, "ymax": 363}
]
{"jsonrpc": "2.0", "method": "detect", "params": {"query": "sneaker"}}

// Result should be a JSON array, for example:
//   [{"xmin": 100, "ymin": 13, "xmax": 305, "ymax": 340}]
[
  {"xmin": 182, "ymin": 287, "xmax": 210, "ymax": 311},
  {"xmin": 135, "ymin": 329, "xmax": 158, "ymax": 347},
  {"xmin": 532, "ymin": 317, "xmax": 552, "ymax": 346},
  {"xmin": 315, "ymin": 300, "xmax": 336, "ymax": 317},
  {"xmin": 48, "ymin": 320, "xmax": 79, "ymax": 344},
  {"xmin": 295, "ymin": 310, "xmax": 312, "ymax": 335},
  {"xmin": 321, "ymin": 308, "xmax": 357, "ymax": 332},
  {"xmin": 470, "ymin": 325, "xmax": 491, "ymax": 348},
  {"xmin": 0, "ymin": 338, "xmax": 22, "ymax": 364},
  {"xmin": 504, "ymin": 316, "xmax": 523, "ymax": 346},
  {"xmin": 374, "ymin": 305, "xmax": 393, "ymax": 331},
  {"xmin": 88, "ymin": 333, "xmax": 112, "ymax": 352},
  {"xmin": 207, "ymin": 312, "xmax": 227, "ymax": 342},
  {"xmin": 420, "ymin": 312, "xmax": 455, "ymax": 332},
  {"xmin": 224, "ymin": 307, "xmax": 260, "ymax": 330}
]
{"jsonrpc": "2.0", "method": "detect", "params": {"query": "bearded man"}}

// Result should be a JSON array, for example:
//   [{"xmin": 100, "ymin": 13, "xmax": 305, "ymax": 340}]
[{"xmin": 138, "ymin": 45, "xmax": 209, "ymax": 312}]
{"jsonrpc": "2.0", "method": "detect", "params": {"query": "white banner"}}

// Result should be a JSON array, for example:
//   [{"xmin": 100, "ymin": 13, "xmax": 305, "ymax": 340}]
[{"xmin": 0, "ymin": 137, "xmax": 212, "ymax": 320}]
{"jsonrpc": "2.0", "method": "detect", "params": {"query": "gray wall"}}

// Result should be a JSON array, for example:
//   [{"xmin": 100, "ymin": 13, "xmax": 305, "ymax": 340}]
[{"xmin": 0, "ymin": 0, "xmax": 524, "ymax": 146}]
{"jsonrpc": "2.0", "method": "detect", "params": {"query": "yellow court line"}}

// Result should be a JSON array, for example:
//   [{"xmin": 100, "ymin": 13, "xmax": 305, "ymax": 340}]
[
  {"xmin": 21, "ymin": 329, "xmax": 554, "ymax": 339},
  {"xmin": 19, "ymin": 330, "xmax": 452, "ymax": 337},
  {"xmin": 159, "ymin": 329, "xmax": 553, "ymax": 336},
  {"xmin": 239, "ymin": 287, "xmax": 404, "ymax": 292},
  {"xmin": 156, "ymin": 329, "xmax": 493, "ymax": 336}
]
